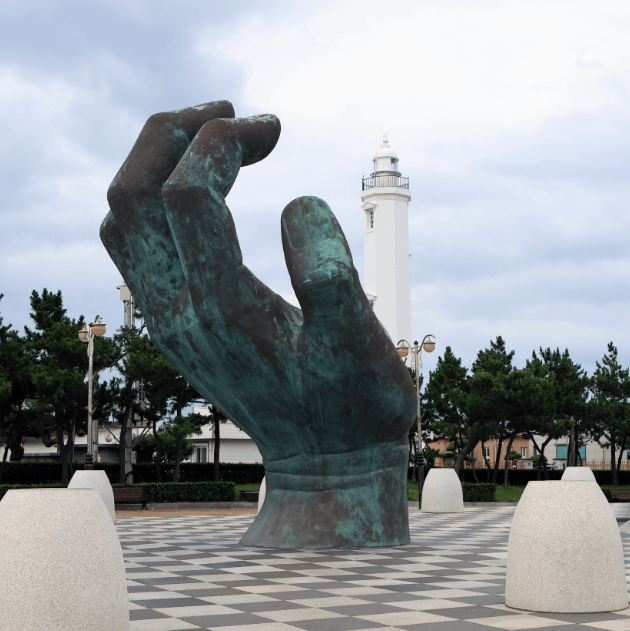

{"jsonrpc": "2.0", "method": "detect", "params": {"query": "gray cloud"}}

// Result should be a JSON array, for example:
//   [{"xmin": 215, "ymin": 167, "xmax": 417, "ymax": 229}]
[{"xmin": 2, "ymin": 0, "xmax": 630, "ymax": 382}]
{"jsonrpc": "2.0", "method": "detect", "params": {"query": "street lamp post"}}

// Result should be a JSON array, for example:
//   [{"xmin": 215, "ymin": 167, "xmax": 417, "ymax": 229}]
[
  {"xmin": 79, "ymin": 316, "xmax": 106, "ymax": 463},
  {"xmin": 397, "ymin": 335, "xmax": 436, "ymax": 510}
]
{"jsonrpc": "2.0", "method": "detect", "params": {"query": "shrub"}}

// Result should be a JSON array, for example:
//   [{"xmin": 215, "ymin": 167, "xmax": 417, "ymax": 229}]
[
  {"xmin": 462, "ymin": 483, "xmax": 496, "ymax": 502},
  {"xmin": 129, "ymin": 463, "xmax": 265, "ymax": 484},
  {"xmin": 0, "ymin": 481, "xmax": 236, "ymax": 503},
  {"xmin": 112, "ymin": 481, "xmax": 236, "ymax": 503},
  {"xmin": 0, "ymin": 461, "xmax": 265, "ymax": 485}
]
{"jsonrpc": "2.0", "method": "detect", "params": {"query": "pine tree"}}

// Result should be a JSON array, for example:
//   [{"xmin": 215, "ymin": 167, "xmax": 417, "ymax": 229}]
[
  {"xmin": 25, "ymin": 289, "xmax": 116, "ymax": 483},
  {"xmin": 591, "ymin": 343, "xmax": 630, "ymax": 485},
  {"xmin": 422, "ymin": 346, "xmax": 469, "ymax": 473},
  {"xmin": 526, "ymin": 348, "xmax": 588, "ymax": 478},
  {"xmin": 466, "ymin": 336, "xmax": 515, "ymax": 482},
  {"xmin": 0, "ymin": 294, "xmax": 36, "ymax": 482}
]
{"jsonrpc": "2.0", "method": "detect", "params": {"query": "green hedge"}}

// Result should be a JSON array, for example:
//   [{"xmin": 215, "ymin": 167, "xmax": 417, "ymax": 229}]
[
  {"xmin": 0, "ymin": 481, "xmax": 236, "ymax": 503},
  {"xmin": 0, "ymin": 461, "xmax": 265, "ymax": 485},
  {"xmin": 12, "ymin": 460, "xmax": 629, "ymax": 488},
  {"xmin": 0, "ymin": 462, "xmax": 69, "ymax": 484},
  {"xmin": 409, "ymin": 466, "xmax": 515, "ymax": 483},
  {"xmin": 462, "ymin": 483, "xmax": 496, "ymax": 502},
  {"xmin": 416, "ymin": 468, "xmax": 630, "ymax": 486},
  {"xmin": 112, "ymin": 481, "xmax": 236, "ymax": 503}
]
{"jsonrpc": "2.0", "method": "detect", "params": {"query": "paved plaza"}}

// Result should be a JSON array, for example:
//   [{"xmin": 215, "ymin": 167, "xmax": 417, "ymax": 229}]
[{"xmin": 119, "ymin": 506, "xmax": 630, "ymax": 631}]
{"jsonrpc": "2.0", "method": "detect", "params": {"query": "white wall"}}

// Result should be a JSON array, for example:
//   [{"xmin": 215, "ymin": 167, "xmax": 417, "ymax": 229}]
[
  {"xmin": 191, "ymin": 408, "xmax": 262, "ymax": 463},
  {"xmin": 361, "ymin": 187, "xmax": 412, "ymax": 345}
]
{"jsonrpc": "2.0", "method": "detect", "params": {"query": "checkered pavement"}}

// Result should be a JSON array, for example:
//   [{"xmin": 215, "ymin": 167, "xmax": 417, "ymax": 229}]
[{"xmin": 118, "ymin": 505, "xmax": 630, "ymax": 631}]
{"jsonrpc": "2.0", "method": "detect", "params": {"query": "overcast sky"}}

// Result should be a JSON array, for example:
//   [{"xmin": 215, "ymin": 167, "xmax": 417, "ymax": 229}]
[{"xmin": 1, "ymin": 0, "xmax": 629, "ymax": 377}]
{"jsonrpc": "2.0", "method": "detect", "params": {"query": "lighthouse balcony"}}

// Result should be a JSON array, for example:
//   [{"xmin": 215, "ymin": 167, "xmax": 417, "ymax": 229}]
[{"xmin": 362, "ymin": 174, "xmax": 409, "ymax": 190}]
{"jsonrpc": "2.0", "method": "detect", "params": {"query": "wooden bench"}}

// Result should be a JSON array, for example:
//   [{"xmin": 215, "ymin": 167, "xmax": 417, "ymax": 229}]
[
  {"xmin": 113, "ymin": 487, "xmax": 148, "ymax": 510},
  {"xmin": 609, "ymin": 490, "xmax": 630, "ymax": 502},
  {"xmin": 240, "ymin": 490, "xmax": 259, "ymax": 502}
]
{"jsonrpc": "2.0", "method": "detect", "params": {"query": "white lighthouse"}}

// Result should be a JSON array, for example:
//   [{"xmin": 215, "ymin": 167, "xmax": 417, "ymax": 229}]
[{"xmin": 361, "ymin": 135, "xmax": 412, "ymax": 346}]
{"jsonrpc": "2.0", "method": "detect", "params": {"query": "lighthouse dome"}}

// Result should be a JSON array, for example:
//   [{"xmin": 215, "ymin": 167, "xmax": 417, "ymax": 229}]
[
  {"xmin": 372, "ymin": 134, "xmax": 400, "ymax": 174},
  {"xmin": 374, "ymin": 140, "xmax": 398, "ymax": 160}
]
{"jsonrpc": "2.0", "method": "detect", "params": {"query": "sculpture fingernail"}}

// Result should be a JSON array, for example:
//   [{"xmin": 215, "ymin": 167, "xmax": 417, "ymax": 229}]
[{"xmin": 283, "ymin": 196, "xmax": 338, "ymax": 249}]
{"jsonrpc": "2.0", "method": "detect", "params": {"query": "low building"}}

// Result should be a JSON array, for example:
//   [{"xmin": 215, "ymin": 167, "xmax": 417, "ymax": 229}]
[
  {"xmin": 426, "ymin": 432, "xmax": 630, "ymax": 472},
  {"xmin": 427, "ymin": 435, "xmax": 530, "ymax": 469},
  {"xmin": 11, "ymin": 425, "xmax": 152, "ymax": 463},
  {"xmin": 189, "ymin": 407, "xmax": 262, "ymax": 464},
  {"xmin": 529, "ymin": 434, "xmax": 629, "ymax": 471}
]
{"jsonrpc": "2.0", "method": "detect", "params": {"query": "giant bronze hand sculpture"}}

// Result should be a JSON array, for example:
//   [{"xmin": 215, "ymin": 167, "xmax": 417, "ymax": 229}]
[{"xmin": 101, "ymin": 101, "xmax": 416, "ymax": 548}]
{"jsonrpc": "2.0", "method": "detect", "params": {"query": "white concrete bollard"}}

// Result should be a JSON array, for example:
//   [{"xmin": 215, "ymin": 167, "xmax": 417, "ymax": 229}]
[
  {"xmin": 421, "ymin": 468, "xmax": 464, "ymax": 513},
  {"xmin": 561, "ymin": 466, "xmax": 596, "ymax": 481},
  {"xmin": 257, "ymin": 477, "xmax": 266, "ymax": 514},
  {"xmin": 506, "ymin": 481, "xmax": 627, "ymax": 613},
  {"xmin": 69, "ymin": 469, "xmax": 116, "ymax": 520},
  {"xmin": 0, "ymin": 488, "xmax": 129, "ymax": 631}
]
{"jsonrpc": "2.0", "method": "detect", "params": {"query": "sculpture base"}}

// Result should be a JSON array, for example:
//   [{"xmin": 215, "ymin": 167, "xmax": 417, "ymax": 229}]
[{"xmin": 241, "ymin": 446, "xmax": 410, "ymax": 549}]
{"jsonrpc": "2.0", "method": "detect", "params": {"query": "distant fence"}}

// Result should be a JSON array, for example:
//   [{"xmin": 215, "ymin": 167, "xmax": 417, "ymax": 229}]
[{"xmin": 433, "ymin": 458, "xmax": 623, "ymax": 470}]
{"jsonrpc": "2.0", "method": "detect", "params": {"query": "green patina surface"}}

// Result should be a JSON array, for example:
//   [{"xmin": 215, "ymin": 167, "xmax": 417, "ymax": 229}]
[{"xmin": 101, "ymin": 101, "xmax": 417, "ymax": 548}]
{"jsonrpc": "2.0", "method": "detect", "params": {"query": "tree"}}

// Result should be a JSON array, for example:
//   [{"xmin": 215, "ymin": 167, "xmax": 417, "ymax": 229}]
[
  {"xmin": 526, "ymin": 348, "xmax": 586, "ymax": 479},
  {"xmin": 462, "ymin": 337, "xmax": 515, "ymax": 483},
  {"xmin": 405, "ymin": 368, "xmax": 424, "ymax": 483},
  {"xmin": 129, "ymin": 334, "xmax": 174, "ymax": 482},
  {"xmin": 207, "ymin": 405, "xmax": 227, "ymax": 481},
  {"xmin": 591, "ymin": 343, "xmax": 630, "ymax": 485},
  {"xmin": 500, "ymin": 366, "xmax": 556, "ymax": 487},
  {"xmin": 0, "ymin": 295, "xmax": 37, "ymax": 482},
  {"xmin": 108, "ymin": 323, "xmax": 154, "ymax": 483},
  {"xmin": 169, "ymin": 379, "xmax": 202, "ymax": 483},
  {"xmin": 422, "ymin": 346, "xmax": 469, "ymax": 475},
  {"xmin": 422, "ymin": 447, "xmax": 440, "ymax": 468},
  {"xmin": 135, "ymin": 424, "xmax": 197, "ymax": 463},
  {"xmin": 118, "ymin": 331, "xmax": 204, "ymax": 482},
  {"xmin": 24, "ymin": 290, "xmax": 116, "ymax": 484}
]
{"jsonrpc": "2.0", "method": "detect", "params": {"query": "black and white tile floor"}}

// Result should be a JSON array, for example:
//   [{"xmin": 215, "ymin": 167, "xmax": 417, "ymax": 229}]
[{"xmin": 119, "ymin": 506, "xmax": 630, "ymax": 631}]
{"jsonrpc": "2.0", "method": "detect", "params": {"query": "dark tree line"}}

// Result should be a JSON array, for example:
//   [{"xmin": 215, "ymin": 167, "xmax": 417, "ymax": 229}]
[
  {"xmin": 421, "ymin": 337, "xmax": 630, "ymax": 486},
  {"xmin": 0, "ymin": 290, "xmax": 226, "ymax": 484}
]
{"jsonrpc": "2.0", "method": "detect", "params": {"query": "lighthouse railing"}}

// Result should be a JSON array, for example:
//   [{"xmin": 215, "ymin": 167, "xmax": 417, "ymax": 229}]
[{"xmin": 362, "ymin": 175, "xmax": 409, "ymax": 190}]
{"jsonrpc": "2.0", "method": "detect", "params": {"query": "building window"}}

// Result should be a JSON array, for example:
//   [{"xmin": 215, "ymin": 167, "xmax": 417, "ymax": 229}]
[
  {"xmin": 556, "ymin": 444, "xmax": 586, "ymax": 460},
  {"xmin": 196, "ymin": 447, "xmax": 207, "ymax": 463},
  {"xmin": 369, "ymin": 210, "xmax": 374, "ymax": 229},
  {"xmin": 521, "ymin": 447, "xmax": 527, "ymax": 458},
  {"xmin": 483, "ymin": 447, "xmax": 490, "ymax": 458}
]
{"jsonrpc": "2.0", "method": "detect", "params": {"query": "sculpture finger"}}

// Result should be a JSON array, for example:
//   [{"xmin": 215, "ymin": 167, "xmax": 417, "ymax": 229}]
[
  {"xmin": 281, "ymin": 196, "xmax": 371, "ymax": 334},
  {"xmin": 103, "ymin": 100, "xmax": 235, "ymax": 317},
  {"xmin": 100, "ymin": 211, "xmax": 157, "ymax": 327},
  {"xmin": 161, "ymin": 115, "xmax": 281, "ymax": 316}
]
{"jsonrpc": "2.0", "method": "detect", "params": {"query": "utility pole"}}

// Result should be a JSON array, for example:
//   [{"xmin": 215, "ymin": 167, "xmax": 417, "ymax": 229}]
[
  {"xmin": 397, "ymin": 335, "xmax": 436, "ymax": 510},
  {"xmin": 119, "ymin": 285, "xmax": 135, "ymax": 482},
  {"xmin": 78, "ymin": 317, "xmax": 106, "ymax": 462}
]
